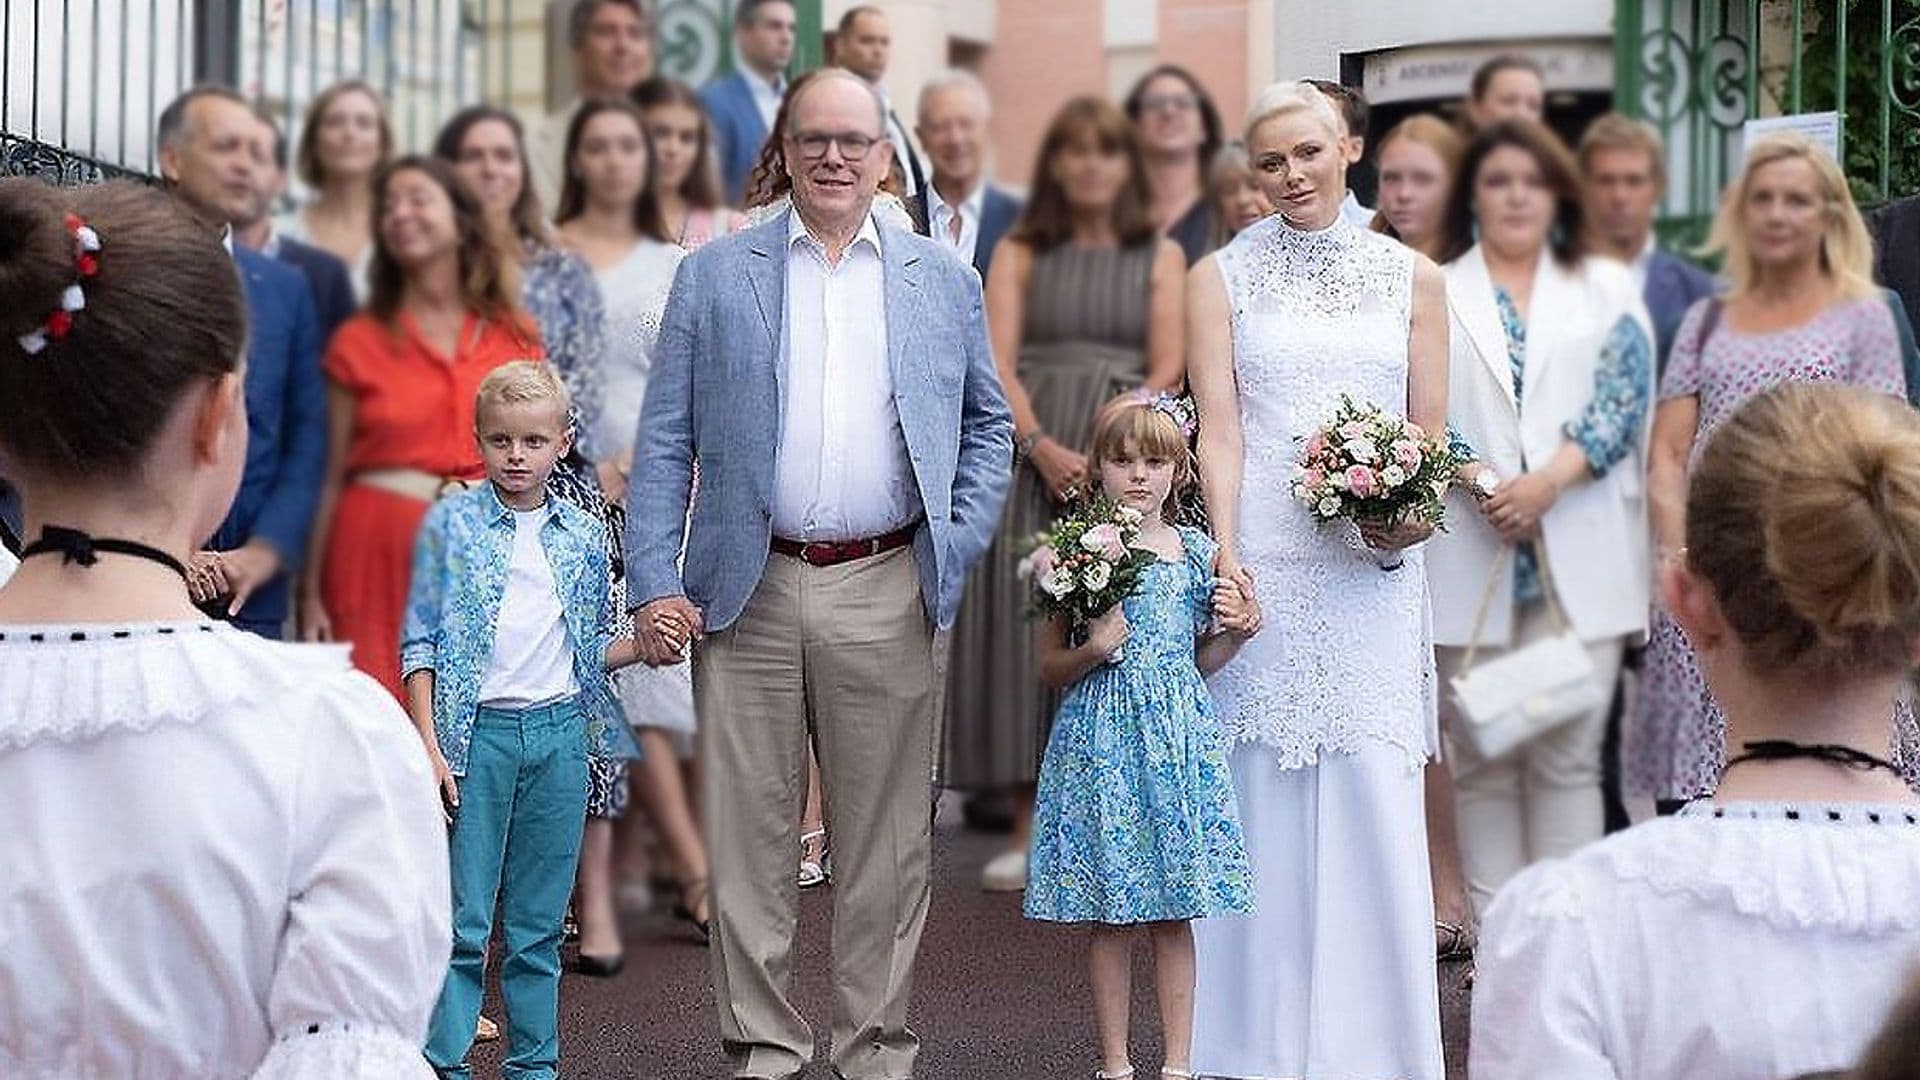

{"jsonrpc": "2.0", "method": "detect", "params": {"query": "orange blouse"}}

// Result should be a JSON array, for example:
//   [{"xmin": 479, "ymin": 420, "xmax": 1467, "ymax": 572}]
[{"xmin": 324, "ymin": 311, "xmax": 544, "ymax": 477}]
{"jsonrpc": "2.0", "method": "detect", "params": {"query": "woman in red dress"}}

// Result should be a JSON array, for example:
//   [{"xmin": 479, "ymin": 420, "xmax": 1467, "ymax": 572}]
[{"xmin": 298, "ymin": 155, "xmax": 541, "ymax": 696}]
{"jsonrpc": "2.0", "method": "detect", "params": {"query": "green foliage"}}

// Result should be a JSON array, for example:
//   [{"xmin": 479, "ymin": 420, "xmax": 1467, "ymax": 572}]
[{"xmin": 1794, "ymin": 0, "xmax": 1920, "ymax": 204}]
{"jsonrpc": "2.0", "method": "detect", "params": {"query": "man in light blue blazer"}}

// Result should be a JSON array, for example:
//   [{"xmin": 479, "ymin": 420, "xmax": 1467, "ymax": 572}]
[
  {"xmin": 701, "ymin": 0, "xmax": 796, "ymax": 204},
  {"xmin": 626, "ymin": 70, "xmax": 1011, "ymax": 1080}
]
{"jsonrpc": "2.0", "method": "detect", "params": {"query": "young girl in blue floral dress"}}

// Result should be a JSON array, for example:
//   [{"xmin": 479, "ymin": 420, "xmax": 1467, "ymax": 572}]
[{"xmin": 1025, "ymin": 394, "xmax": 1259, "ymax": 1080}]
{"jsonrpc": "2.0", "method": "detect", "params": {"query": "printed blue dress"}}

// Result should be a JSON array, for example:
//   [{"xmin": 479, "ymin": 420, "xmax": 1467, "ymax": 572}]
[{"xmin": 1024, "ymin": 527, "xmax": 1255, "ymax": 924}]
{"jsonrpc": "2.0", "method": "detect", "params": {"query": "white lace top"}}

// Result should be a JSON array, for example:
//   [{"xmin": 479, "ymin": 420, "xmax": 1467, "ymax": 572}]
[
  {"xmin": 0, "ymin": 623, "xmax": 449, "ymax": 1078},
  {"xmin": 593, "ymin": 238, "xmax": 687, "ymax": 465},
  {"xmin": 1205, "ymin": 213, "xmax": 1437, "ymax": 770},
  {"xmin": 1472, "ymin": 801, "xmax": 1920, "ymax": 1080}
]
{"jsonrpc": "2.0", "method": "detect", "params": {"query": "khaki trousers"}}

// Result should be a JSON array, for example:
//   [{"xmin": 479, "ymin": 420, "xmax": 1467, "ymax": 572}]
[{"xmin": 694, "ymin": 546, "xmax": 936, "ymax": 1080}]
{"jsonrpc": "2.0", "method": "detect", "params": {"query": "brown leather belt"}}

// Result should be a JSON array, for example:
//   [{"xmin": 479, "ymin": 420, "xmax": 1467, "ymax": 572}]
[{"xmin": 770, "ymin": 522, "xmax": 920, "ymax": 567}]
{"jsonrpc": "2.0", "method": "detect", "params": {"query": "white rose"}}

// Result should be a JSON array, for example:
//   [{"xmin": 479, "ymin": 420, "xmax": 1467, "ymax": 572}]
[
  {"xmin": 1114, "ymin": 505, "xmax": 1145, "ymax": 526},
  {"xmin": 1040, "ymin": 567, "xmax": 1076, "ymax": 599},
  {"xmin": 1317, "ymin": 497, "xmax": 1343, "ymax": 517},
  {"xmin": 1082, "ymin": 560, "xmax": 1113, "ymax": 592},
  {"xmin": 1342, "ymin": 438, "xmax": 1379, "ymax": 464},
  {"xmin": 1381, "ymin": 464, "xmax": 1407, "ymax": 489}
]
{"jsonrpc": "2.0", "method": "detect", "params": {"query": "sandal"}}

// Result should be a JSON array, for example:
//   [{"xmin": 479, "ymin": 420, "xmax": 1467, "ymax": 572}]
[
  {"xmin": 1436, "ymin": 918, "xmax": 1477, "ymax": 961},
  {"xmin": 797, "ymin": 828, "xmax": 831, "ymax": 889},
  {"xmin": 1162, "ymin": 1070, "xmax": 1195, "ymax": 1079},
  {"xmin": 673, "ymin": 877, "xmax": 712, "ymax": 943},
  {"xmin": 1094, "ymin": 1068, "xmax": 1134, "ymax": 1079}
]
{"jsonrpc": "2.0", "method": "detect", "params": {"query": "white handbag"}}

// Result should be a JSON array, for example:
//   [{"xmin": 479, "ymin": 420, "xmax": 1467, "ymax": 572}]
[{"xmin": 1448, "ymin": 547, "xmax": 1605, "ymax": 761}]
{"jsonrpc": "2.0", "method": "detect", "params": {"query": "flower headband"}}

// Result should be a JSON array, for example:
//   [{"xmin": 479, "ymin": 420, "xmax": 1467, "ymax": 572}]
[
  {"xmin": 1124, "ymin": 389, "xmax": 1199, "ymax": 439},
  {"xmin": 16, "ymin": 213, "xmax": 103, "ymax": 356}
]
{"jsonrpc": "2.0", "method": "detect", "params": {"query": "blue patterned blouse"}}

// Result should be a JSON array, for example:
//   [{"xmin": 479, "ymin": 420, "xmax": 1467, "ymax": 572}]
[
  {"xmin": 1453, "ymin": 285, "xmax": 1652, "ymax": 606},
  {"xmin": 522, "ymin": 247, "xmax": 610, "ymax": 461},
  {"xmin": 400, "ymin": 482, "xmax": 635, "ymax": 774}
]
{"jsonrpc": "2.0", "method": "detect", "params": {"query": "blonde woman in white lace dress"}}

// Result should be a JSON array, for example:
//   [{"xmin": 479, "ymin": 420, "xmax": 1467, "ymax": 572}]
[{"xmin": 1186, "ymin": 82, "xmax": 1448, "ymax": 1079}]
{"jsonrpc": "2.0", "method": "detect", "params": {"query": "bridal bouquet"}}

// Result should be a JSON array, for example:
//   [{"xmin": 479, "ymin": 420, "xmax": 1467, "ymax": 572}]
[
  {"xmin": 1293, "ymin": 396, "xmax": 1457, "ymax": 532},
  {"xmin": 1017, "ymin": 499, "xmax": 1156, "ymax": 627}
]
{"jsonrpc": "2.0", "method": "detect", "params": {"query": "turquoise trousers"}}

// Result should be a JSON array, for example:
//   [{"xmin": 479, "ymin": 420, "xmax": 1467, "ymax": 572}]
[{"xmin": 425, "ymin": 699, "xmax": 589, "ymax": 1079}]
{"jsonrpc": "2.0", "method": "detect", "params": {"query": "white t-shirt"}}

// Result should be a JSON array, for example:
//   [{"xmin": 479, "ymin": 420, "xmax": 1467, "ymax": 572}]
[{"xmin": 478, "ymin": 507, "xmax": 578, "ymax": 708}]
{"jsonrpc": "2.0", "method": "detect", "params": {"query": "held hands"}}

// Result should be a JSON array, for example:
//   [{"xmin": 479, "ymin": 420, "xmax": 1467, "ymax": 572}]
[
  {"xmin": 1029, "ymin": 438, "xmax": 1090, "ymax": 504},
  {"xmin": 637, "ymin": 596, "xmax": 705, "ymax": 666},
  {"xmin": 1086, "ymin": 606, "xmax": 1130, "ymax": 662},
  {"xmin": 1212, "ymin": 576, "xmax": 1262, "ymax": 637},
  {"xmin": 1484, "ymin": 472, "xmax": 1561, "ymax": 543}
]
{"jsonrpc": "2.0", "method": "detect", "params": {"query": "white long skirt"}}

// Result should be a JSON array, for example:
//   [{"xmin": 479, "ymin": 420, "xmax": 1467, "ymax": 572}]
[{"xmin": 1192, "ymin": 743, "xmax": 1444, "ymax": 1080}]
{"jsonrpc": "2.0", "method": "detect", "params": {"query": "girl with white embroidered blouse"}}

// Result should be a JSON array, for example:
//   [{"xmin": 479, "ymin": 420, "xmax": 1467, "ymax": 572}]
[
  {"xmin": 1472, "ymin": 381, "xmax": 1920, "ymax": 1080},
  {"xmin": 0, "ymin": 179, "xmax": 448, "ymax": 1078}
]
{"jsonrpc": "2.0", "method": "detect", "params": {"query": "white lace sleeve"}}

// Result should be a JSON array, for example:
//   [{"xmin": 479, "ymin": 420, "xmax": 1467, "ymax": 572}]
[
  {"xmin": 253, "ymin": 673, "xmax": 450, "ymax": 1079},
  {"xmin": 1469, "ymin": 861, "xmax": 1619, "ymax": 1080}
]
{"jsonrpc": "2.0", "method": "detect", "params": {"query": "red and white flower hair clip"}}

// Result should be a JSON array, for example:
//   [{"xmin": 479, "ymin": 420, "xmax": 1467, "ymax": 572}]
[{"xmin": 16, "ymin": 213, "xmax": 103, "ymax": 356}]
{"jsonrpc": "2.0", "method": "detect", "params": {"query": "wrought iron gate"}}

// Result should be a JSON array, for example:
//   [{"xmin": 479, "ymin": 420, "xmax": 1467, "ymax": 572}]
[{"xmin": 1616, "ymin": 0, "xmax": 1920, "ymax": 239}]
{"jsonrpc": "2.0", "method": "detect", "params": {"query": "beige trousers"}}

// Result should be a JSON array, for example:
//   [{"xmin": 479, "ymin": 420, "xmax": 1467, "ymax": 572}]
[
  {"xmin": 694, "ymin": 546, "xmax": 936, "ymax": 1080},
  {"xmin": 1438, "ymin": 602, "xmax": 1627, "ymax": 914}
]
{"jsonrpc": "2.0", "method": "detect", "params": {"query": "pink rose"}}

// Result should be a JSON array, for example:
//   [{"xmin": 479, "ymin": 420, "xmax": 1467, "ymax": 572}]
[
  {"xmin": 1391, "ymin": 439, "xmax": 1422, "ymax": 470},
  {"xmin": 1080, "ymin": 523, "xmax": 1128, "ymax": 561},
  {"xmin": 1345, "ymin": 464, "xmax": 1379, "ymax": 498},
  {"xmin": 1303, "ymin": 432, "xmax": 1328, "ymax": 458},
  {"xmin": 1030, "ymin": 545, "xmax": 1059, "ymax": 578},
  {"xmin": 1301, "ymin": 466, "xmax": 1326, "ymax": 492}
]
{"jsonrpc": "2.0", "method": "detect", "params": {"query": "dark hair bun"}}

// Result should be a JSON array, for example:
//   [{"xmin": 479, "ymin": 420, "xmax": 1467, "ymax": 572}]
[{"xmin": 0, "ymin": 178, "xmax": 245, "ymax": 482}]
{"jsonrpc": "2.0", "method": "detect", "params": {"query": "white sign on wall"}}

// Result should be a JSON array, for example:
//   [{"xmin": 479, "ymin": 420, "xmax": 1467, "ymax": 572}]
[
  {"xmin": 1361, "ymin": 40, "xmax": 1613, "ymax": 106},
  {"xmin": 1741, "ymin": 111, "xmax": 1842, "ymax": 162}
]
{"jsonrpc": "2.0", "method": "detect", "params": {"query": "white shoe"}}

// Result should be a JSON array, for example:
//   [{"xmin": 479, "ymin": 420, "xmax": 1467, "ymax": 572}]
[{"xmin": 980, "ymin": 848, "xmax": 1028, "ymax": 892}]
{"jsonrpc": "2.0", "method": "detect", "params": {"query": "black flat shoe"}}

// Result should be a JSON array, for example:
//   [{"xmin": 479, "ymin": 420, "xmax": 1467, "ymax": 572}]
[{"xmin": 573, "ymin": 952, "xmax": 625, "ymax": 978}]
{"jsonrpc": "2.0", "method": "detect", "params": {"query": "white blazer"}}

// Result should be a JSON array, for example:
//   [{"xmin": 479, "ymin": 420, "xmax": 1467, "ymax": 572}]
[{"xmin": 1428, "ymin": 245, "xmax": 1656, "ymax": 648}]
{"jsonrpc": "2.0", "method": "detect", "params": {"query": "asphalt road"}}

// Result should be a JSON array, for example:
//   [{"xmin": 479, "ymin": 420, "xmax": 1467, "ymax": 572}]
[{"xmin": 470, "ymin": 820, "xmax": 1471, "ymax": 1079}]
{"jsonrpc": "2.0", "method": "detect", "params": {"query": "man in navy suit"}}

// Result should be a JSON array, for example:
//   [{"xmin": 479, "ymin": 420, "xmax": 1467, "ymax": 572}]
[
  {"xmin": 911, "ymin": 70, "xmax": 1021, "ymax": 283},
  {"xmin": 1578, "ymin": 114, "xmax": 1716, "ymax": 376},
  {"xmin": 702, "ymin": 0, "xmax": 796, "ymax": 205},
  {"xmin": 236, "ymin": 109, "xmax": 357, "ymax": 347},
  {"xmin": 157, "ymin": 87, "xmax": 327, "ymax": 639}
]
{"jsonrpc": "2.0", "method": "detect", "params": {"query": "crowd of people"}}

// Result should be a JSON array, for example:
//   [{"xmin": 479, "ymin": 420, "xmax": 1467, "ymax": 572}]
[{"xmin": 5, "ymin": 1, "xmax": 1920, "ymax": 1078}]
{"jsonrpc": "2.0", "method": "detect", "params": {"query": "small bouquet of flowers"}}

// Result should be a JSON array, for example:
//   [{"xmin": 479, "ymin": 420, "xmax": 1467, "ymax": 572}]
[
  {"xmin": 1018, "ymin": 499, "xmax": 1156, "ymax": 650},
  {"xmin": 1293, "ymin": 395, "xmax": 1457, "ymax": 547}
]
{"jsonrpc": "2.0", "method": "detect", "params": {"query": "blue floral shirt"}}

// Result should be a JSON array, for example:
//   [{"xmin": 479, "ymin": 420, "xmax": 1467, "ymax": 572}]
[
  {"xmin": 523, "ymin": 247, "xmax": 610, "ymax": 462},
  {"xmin": 1453, "ymin": 286, "xmax": 1653, "ymax": 606},
  {"xmin": 400, "ymin": 482, "xmax": 636, "ymax": 774}
]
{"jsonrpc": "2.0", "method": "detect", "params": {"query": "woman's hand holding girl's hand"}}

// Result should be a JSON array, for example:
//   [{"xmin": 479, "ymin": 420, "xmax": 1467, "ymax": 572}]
[
  {"xmin": 1087, "ymin": 606, "xmax": 1130, "ymax": 662},
  {"xmin": 1030, "ymin": 438, "xmax": 1089, "ymax": 503},
  {"xmin": 1213, "ymin": 578, "xmax": 1262, "ymax": 637}
]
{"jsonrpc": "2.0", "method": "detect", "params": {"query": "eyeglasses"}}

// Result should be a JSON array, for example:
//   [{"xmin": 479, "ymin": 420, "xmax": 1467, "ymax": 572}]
[
  {"xmin": 791, "ymin": 130, "xmax": 884, "ymax": 161},
  {"xmin": 1139, "ymin": 94, "xmax": 1198, "ymax": 115}
]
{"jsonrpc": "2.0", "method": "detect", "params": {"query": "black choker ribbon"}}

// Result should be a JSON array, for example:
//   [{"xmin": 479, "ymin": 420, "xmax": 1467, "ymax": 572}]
[
  {"xmin": 1722, "ymin": 739, "xmax": 1903, "ymax": 778},
  {"xmin": 20, "ymin": 525, "xmax": 190, "ymax": 583}
]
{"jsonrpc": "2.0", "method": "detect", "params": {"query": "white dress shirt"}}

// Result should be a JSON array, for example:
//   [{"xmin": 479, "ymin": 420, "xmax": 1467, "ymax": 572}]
[
  {"xmin": 0, "ymin": 623, "xmax": 449, "ymax": 1078},
  {"xmin": 774, "ymin": 211, "xmax": 921, "ymax": 542},
  {"xmin": 1631, "ymin": 231, "xmax": 1660, "ymax": 291},
  {"xmin": 744, "ymin": 66, "xmax": 785, "ymax": 135},
  {"xmin": 478, "ymin": 506, "xmax": 580, "ymax": 708},
  {"xmin": 1472, "ymin": 801, "xmax": 1920, "ymax": 1080},
  {"xmin": 928, "ymin": 180, "xmax": 986, "ymax": 266}
]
